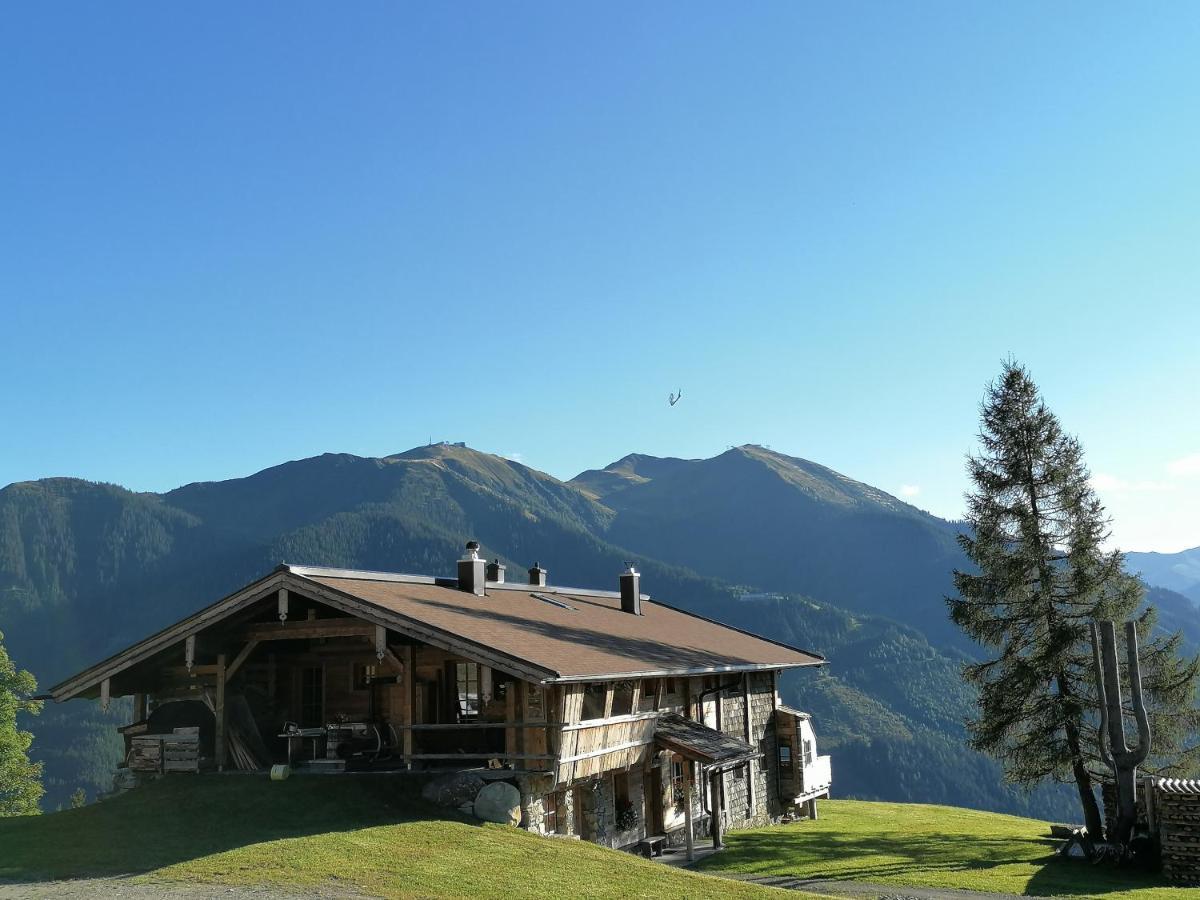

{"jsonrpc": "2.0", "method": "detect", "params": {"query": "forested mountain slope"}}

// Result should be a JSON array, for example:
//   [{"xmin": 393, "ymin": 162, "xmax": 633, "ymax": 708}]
[
  {"xmin": 0, "ymin": 443, "xmax": 1075, "ymax": 816},
  {"xmin": 574, "ymin": 445, "xmax": 968, "ymax": 648}
]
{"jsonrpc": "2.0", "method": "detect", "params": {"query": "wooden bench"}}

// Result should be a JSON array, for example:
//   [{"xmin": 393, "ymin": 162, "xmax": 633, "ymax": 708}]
[{"xmin": 636, "ymin": 834, "xmax": 668, "ymax": 858}]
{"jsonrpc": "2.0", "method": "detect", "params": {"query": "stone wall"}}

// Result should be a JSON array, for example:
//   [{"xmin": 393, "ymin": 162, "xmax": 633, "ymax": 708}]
[{"xmin": 712, "ymin": 672, "xmax": 779, "ymax": 833}]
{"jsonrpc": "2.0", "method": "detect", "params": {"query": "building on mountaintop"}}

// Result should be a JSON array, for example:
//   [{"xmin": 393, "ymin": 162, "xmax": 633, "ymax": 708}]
[{"xmin": 48, "ymin": 543, "xmax": 832, "ymax": 854}]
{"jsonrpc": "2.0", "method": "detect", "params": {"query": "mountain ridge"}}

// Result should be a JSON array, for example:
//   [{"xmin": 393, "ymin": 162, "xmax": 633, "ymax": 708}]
[{"xmin": 0, "ymin": 442, "xmax": 1115, "ymax": 818}]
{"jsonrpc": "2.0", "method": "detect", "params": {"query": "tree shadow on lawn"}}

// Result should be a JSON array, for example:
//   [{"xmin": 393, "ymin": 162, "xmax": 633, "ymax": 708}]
[
  {"xmin": 701, "ymin": 827, "xmax": 1171, "ymax": 897},
  {"xmin": 0, "ymin": 773, "xmax": 484, "ymax": 884}
]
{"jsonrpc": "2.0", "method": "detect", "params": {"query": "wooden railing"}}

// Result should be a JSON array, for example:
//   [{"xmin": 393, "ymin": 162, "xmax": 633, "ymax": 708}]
[{"xmin": 554, "ymin": 712, "xmax": 659, "ymax": 784}]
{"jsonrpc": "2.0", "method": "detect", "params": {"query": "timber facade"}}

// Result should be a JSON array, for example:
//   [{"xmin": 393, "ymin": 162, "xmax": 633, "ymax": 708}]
[{"xmin": 50, "ymin": 549, "xmax": 832, "ymax": 853}]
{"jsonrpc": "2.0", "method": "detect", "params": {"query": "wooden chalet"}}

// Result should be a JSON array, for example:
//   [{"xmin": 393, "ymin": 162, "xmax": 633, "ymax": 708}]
[{"xmin": 50, "ymin": 545, "xmax": 832, "ymax": 852}]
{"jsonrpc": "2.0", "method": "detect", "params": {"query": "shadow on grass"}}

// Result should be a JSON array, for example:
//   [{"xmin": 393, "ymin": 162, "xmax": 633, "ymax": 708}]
[
  {"xmin": 699, "ymin": 824, "xmax": 1171, "ymax": 897},
  {"xmin": 0, "ymin": 773, "xmax": 481, "ymax": 884}
]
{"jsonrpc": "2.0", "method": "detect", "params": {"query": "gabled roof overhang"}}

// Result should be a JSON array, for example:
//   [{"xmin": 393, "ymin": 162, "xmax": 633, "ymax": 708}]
[{"xmin": 49, "ymin": 567, "xmax": 559, "ymax": 702}]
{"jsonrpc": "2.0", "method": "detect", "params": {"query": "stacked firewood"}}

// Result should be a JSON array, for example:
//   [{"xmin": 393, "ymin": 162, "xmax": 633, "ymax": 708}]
[{"xmin": 1156, "ymin": 779, "xmax": 1200, "ymax": 885}]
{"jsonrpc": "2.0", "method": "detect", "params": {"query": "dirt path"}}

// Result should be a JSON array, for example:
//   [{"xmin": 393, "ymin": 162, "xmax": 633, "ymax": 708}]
[{"xmin": 0, "ymin": 878, "xmax": 376, "ymax": 899}]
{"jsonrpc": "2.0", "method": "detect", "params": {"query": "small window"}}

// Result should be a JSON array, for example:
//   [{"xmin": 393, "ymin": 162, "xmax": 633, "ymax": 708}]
[
  {"xmin": 779, "ymin": 739, "xmax": 794, "ymax": 772},
  {"xmin": 581, "ymin": 683, "xmax": 607, "ymax": 720},
  {"xmin": 802, "ymin": 738, "xmax": 814, "ymax": 767},
  {"xmin": 671, "ymin": 761, "xmax": 686, "ymax": 807},
  {"xmin": 611, "ymin": 680, "xmax": 635, "ymax": 717},
  {"xmin": 734, "ymin": 765, "xmax": 745, "ymax": 780},
  {"xmin": 639, "ymin": 679, "xmax": 659, "ymax": 712},
  {"xmin": 455, "ymin": 662, "xmax": 480, "ymax": 720}
]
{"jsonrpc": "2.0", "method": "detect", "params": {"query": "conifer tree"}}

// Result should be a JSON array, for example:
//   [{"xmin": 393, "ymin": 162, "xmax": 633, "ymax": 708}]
[
  {"xmin": 0, "ymin": 629, "xmax": 43, "ymax": 816},
  {"xmin": 949, "ymin": 362, "xmax": 1200, "ymax": 836}
]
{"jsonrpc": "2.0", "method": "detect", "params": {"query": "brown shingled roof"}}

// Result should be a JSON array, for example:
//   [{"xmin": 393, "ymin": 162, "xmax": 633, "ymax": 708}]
[{"xmin": 297, "ymin": 568, "xmax": 823, "ymax": 681}]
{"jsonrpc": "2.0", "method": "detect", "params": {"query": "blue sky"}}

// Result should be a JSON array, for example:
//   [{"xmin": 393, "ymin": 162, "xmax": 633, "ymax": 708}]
[{"xmin": 2, "ymin": 3, "xmax": 1199, "ymax": 552}]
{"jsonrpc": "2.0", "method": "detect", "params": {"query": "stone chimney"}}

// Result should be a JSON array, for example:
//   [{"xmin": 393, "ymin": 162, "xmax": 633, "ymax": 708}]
[
  {"xmin": 619, "ymin": 563, "xmax": 642, "ymax": 615},
  {"xmin": 528, "ymin": 562, "xmax": 547, "ymax": 587},
  {"xmin": 458, "ymin": 541, "xmax": 486, "ymax": 596},
  {"xmin": 486, "ymin": 559, "xmax": 506, "ymax": 583}
]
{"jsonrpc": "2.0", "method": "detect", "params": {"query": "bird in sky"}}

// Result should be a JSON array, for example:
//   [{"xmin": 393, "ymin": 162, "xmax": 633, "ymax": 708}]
[{"xmin": 669, "ymin": 389, "xmax": 682, "ymax": 407}]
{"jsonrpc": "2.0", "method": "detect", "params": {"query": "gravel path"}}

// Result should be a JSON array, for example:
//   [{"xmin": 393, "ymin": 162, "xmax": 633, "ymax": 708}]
[{"xmin": 730, "ymin": 873, "xmax": 1026, "ymax": 900}]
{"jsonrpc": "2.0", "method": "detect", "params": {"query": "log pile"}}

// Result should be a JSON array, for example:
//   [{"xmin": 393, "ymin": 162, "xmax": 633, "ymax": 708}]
[{"xmin": 1155, "ymin": 778, "xmax": 1200, "ymax": 885}]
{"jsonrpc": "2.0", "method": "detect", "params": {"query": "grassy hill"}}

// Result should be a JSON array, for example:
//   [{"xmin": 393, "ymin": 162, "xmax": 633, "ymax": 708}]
[
  {"xmin": 1, "ymin": 780, "xmax": 1183, "ymax": 900},
  {"xmin": 0, "ymin": 776, "xmax": 791, "ymax": 899},
  {"xmin": 698, "ymin": 800, "xmax": 1179, "ymax": 900}
]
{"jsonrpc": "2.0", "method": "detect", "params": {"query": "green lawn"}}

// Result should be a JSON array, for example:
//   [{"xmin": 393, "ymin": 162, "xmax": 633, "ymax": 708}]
[
  {"xmin": 699, "ymin": 799, "xmax": 1192, "ymax": 899},
  {"xmin": 0, "ymin": 775, "xmax": 791, "ymax": 899}
]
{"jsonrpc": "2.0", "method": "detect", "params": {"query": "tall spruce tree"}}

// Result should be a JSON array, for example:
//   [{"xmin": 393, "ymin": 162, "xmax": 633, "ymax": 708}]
[
  {"xmin": 0, "ymin": 629, "xmax": 43, "ymax": 816},
  {"xmin": 949, "ymin": 362, "xmax": 1200, "ymax": 836}
]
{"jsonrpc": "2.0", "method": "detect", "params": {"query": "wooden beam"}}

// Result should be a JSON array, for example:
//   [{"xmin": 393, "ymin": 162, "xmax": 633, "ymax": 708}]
[
  {"xmin": 162, "ymin": 665, "xmax": 220, "ymax": 679},
  {"xmin": 391, "ymin": 721, "xmax": 549, "ymax": 730},
  {"xmin": 132, "ymin": 693, "xmax": 146, "ymax": 723},
  {"xmin": 560, "ymin": 712, "xmax": 658, "ymax": 732},
  {"xmin": 100, "ymin": 678, "xmax": 111, "ymax": 712},
  {"xmin": 267, "ymin": 652, "xmax": 277, "ymax": 698},
  {"xmin": 397, "ymin": 753, "xmax": 555, "ymax": 761},
  {"xmin": 185, "ymin": 635, "xmax": 196, "ymax": 672},
  {"xmin": 278, "ymin": 588, "xmax": 289, "ymax": 623},
  {"xmin": 602, "ymin": 683, "xmax": 614, "ymax": 719},
  {"xmin": 401, "ymin": 645, "xmax": 416, "ymax": 767},
  {"xmin": 214, "ymin": 654, "xmax": 227, "ymax": 770},
  {"xmin": 225, "ymin": 640, "xmax": 259, "ymax": 683},
  {"xmin": 555, "ymin": 738, "xmax": 655, "ymax": 765},
  {"xmin": 234, "ymin": 620, "xmax": 375, "ymax": 642}
]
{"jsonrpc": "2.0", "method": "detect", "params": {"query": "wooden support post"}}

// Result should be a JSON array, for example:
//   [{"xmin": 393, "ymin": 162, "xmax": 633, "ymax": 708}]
[
  {"xmin": 603, "ymin": 683, "xmax": 614, "ymax": 719},
  {"xmin": 215, "ymin": 653, "xmax": 227, "ymax": 770},
  {"xmin": 505, "ymin": 679, "xmax": 518, "ymax": 758},
  {"xmin": 743, "ymin": 673, "xmax": 754, "ymax": 813},
  {"xmin": 100, "ymin": 678, "xmax": 111, "ymax": 712},
  {"xmin": 711, "ymin": 770, "xmax": 724, "ymax": 850},
  {"xmin": 225, "ymin": 640, "xmax": 259, "ymax": 683},
  {"xmin": 133, "ymin": 693, "xmax": 146, "ymax": 723},
  {"xmin": 807, "ymin": 797, "xmax": 819, "ymax": 820},
  {"xmin": 375, "ymin": 625, "xmax": 387, "ymax": 661},
  {"xmin": 401, "ymin": 645, "xmax": 416, "ymax": 768},
  {"xmin": 277, "ymin": 588, "xmax": 288, "ymax": 623},
  {"xmin": 184, "ymin": 635, "xmax": 196, "ymax": 673},
  {"xmin": 684, "ymin": 762, "xmax": 695, "ymax": 862}
]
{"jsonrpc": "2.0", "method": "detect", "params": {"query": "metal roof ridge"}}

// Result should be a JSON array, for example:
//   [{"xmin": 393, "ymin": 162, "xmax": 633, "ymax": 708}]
[
  {"xmin": 286, "ymin": 563, "xmax": 651, "ymax": 601},
  {"xmin": 283, "ymin": 563, "xmax": 452, "ymax": 586}
]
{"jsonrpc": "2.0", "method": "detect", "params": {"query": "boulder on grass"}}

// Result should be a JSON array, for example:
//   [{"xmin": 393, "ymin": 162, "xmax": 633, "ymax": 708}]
[
  {"xmin": 473, "ymin": 781, "xmax": 522, "ymax": 826},
  {"xmin": 422, "ymin": 772, "xmax": 486, "ymax": 809}
]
